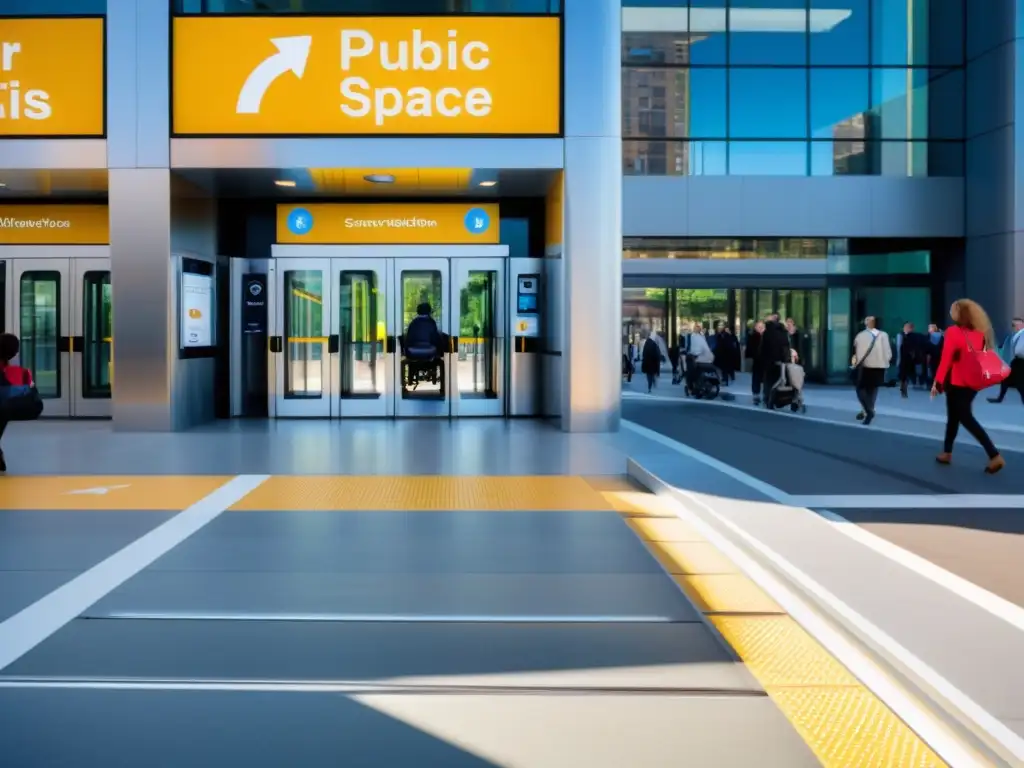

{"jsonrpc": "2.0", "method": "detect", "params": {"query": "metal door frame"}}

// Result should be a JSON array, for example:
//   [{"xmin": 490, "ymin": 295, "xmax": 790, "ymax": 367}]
[
  {"xmin": 1, "ymin": 246, "xmax": 112, "ymax": 419},
  {"xmin": 391, "ymin": 256, "xmax": 451, "ymax": 418},
  {"xmin": 330, "ymin": 257, "xmax": 393, "ymax": 418},
  {"xmin": 449, "ymin": 256, "xmax": 507, "ymax": 418},
  {"xmin": 71, "ymin": 256, "xmax": 114, "ymax": 418},
  {"xmin": 268, "ymin": 257, "xmax": 333, "ymax": 418},
  {"xmin": 271, "ymin": 245, "xmax": 509, "ymax": 421}
]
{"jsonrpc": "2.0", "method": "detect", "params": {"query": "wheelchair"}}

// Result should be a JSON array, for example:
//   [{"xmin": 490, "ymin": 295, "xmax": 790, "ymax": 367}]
[
  {"xmin": 400, "ymin": 338, "xmax": 446, "ymax": 395},
  {"xmin": 683, "ymin": 357, "xmax": 722, "ymax": 400}
]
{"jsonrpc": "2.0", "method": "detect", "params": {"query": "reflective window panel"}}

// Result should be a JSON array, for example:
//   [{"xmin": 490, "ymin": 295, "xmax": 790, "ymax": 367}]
[
  {"xmin": 81, "ymin": 271, "xmax": 112, "ymax": 399},
  {"xmin": 283, "ymin": 270, "xmax": 324, "ymax": 400},
  {"xmin": 338, "ymin": 270, "xmax": 384, "ymax": 400},
  {"xmin": 19, "ymin": 272, "xmax": 61, "ymax": 399}
]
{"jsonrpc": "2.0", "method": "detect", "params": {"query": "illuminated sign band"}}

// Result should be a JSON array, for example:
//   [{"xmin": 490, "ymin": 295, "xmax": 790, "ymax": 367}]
[
  {"xmin": 0, "ymin": 17, "xmax": 105, "ymax": 137},
  {"xmin": 173, "ymin": 16, "xmax": 561, "ymax": 136},
  {"xmin": 276, "ymin": 203, "xmax": 499, "ymax": 244},
  {"xmin": 0, "ymin": 205, "xmax": 109, "ymax": 244}
]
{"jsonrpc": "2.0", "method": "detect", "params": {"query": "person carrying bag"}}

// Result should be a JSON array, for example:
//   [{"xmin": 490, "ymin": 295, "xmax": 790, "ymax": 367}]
[
  {"xmin": 931, "ymin": 300, "xmax": 1005, "ymax": 474},
  {"xmin": 0, "ymin": 333, "xmax": 44, "ymax": 473}
]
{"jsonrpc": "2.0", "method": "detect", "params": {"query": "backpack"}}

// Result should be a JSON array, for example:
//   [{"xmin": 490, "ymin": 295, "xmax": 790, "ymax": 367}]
[
  {"xmin": 959, "ymin": 329, "xmax": 1011, "ymax": 392},
  {"xmin": 0, "ymin": 366, "xmax": 44, "ymax": 421}
]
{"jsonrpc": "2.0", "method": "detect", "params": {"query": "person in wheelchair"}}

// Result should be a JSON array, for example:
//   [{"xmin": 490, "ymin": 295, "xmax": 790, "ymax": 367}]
[
  {"xmin": 683, "ymin": 326, "xmax": 720, "ymax": 397},
  {"xmin": 404, "ymin": 302, "xmax": 444, "ymax": 388}
]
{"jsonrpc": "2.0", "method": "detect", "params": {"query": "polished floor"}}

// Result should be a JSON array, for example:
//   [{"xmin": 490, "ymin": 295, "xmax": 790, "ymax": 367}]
[{"xmin": 0, "ymin": 423, "xmax": 824, "ymax": 767}]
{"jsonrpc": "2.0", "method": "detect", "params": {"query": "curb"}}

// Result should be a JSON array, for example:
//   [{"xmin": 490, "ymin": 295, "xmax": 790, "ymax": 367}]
[{"xmin": 627, "ymin": 457, "xmax": 1019, "ymax": 768}]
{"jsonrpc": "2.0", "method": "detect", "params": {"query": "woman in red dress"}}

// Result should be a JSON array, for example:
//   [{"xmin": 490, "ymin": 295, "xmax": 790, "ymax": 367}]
[{"xmin": 931, "ymin": 300, "xmax": 1005, "ymax": 474}]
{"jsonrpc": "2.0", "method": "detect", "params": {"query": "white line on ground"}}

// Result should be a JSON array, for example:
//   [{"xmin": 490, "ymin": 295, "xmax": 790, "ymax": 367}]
[
  {"xmin": 623, "ymin": 391, "xmax": 1024, "ymax": 448},
  {"xmin": 788, "ymin": 494, "xmax": 1024, "ymax": 509},
  {"xmin": 0, "ymin": 474, "xmax": 270, "ymax": 673},
  {"xmin": 622, "ymin": 420, "xmax": 1024, "ymax": 635},
  {"xmin": 623, "ymin": 420, "xmax": 1024, "ymax": 763},
  {"xmin": 628, "ymin": 460, "xmax": 1002, "ymax": 767},
  {"xmin": 93, "ymin": 612, "xmax": 677, "ymax": 623}
]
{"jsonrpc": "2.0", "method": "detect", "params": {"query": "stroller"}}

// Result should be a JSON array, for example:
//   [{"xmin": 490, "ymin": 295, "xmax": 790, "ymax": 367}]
[{"xmin": 766, "ymin": 361, "xmax": 806, "ymax": 413}]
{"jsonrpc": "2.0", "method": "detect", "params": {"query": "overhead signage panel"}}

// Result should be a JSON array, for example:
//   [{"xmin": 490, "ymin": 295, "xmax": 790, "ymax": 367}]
[
  {"xmin": 0, "ymin": 17, "xmax": 105, "ymax": 137},
  {"xmin": 173, "ymin": 16, "xmax": 561, "ymax": 136},
  {"xmin": 276, "ymin": 203, "xmax": 500, "ymax": 244},
  {"xmin": 0, "ymin": 205, "xmax": 109, "ymax": 244}
]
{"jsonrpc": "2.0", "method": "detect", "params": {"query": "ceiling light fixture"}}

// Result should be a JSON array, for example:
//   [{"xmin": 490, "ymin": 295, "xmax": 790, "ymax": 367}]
[
  {"xmin": 274, "ymin": 180, "xmax": 296, "ymax": 187},
  {"xmin": 478, "ymin": 180, "xmax": 497, "ymax": 187},
  {"xmin": 364, "ymin": 173, "xmax": 396, "ymax": 184}
]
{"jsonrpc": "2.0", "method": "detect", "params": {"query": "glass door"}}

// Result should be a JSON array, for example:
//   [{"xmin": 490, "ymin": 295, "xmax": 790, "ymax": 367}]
[
  {"xmin": 11, "ymin": 259, "xmax": 71, "ymax": 418},
  {"xmin": 272, "ymin": 258, "xmax": 332, "ymax": 418},
  {"xmin": 331, "ymin": 258, "xmax": 392, "ymax": 418},
  {"xmin": 450, "ymin": 257, "xmax": 505, "ymax": 417},
  {"xmin": 393, "ymin": 258, "xmax": 450, "ymax": 417},
  {"xmin": 72, "ymin": 258, "xmax": 113, "ymax": 418}
]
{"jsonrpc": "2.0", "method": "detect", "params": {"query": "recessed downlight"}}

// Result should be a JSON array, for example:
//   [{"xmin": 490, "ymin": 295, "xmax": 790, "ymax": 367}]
[
  {"xmin": 478, "ymin": 180, "xmax": 497, "ymax": 187},
  {"xmin": 364, "ymin": 173, "xmax": 396, "ymax": 184},
  {"xmin": 274, "ymin": 179, "xmax": 296, "ymax": 187}
]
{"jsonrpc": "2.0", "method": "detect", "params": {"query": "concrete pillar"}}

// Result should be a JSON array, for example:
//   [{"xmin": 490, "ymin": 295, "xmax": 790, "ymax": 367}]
[{"xmin": 561, "ymin": 0, "xmax": 623, "ymax": 432}]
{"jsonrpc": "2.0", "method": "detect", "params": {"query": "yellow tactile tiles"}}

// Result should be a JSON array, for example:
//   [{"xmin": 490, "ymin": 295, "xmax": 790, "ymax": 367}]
[
  {"xmin": 0, "ymin": 476, "xmax": 234, "ymax": 510},
  {"xmin": 229, "ymin": 475, "xmax": 615, "ymax": 511},
  {"xmin": 605, "ymin": 486, "xmax": 949, "ymax": 768}
]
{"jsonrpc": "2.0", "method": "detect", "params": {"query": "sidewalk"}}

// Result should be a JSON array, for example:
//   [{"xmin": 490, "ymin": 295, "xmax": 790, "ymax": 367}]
[{"xmin": 626, "ymin": 370, "xmax": 1024, "ymax": 450}]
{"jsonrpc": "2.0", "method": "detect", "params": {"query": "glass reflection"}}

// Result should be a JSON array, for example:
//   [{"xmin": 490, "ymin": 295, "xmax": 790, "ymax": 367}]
[
  {"xmin": 871, "ymin": 0, "xmax": 928, "ymax": 65},
  {"xmin": 729, "ymin": 69, "xmax": 807, "ymax": 139},
  {"xmin": 728, "ymin": 142, "xmax": 808, "ymax": 175},
  {"xmin": 2, "ymin": 0, "xmax": 105, "ymax": 12},
  {"xmin": 728, "ymin": 0, "xmax": 807, "ymax": 66},
  {"xmin": 810, "ymin": 0, "xmax": 869, "ymax": 64},
  {"xmin": 870, "ymin": 68, "xmax": 929, "ymax": 139},
  {"xmin": 623, "ymin": 140, "xmax": 727, "ymax": 176},
  {"xmin": 810, "ymin": 68, "xmax": 869, "ymax": 140},
  {"xmin": 687, "ymin": 0, "xmax": 728, "ymax": 64},
  {"xmin": 622, "ymin": 67, "xmax": 726, "ymax": 139}
]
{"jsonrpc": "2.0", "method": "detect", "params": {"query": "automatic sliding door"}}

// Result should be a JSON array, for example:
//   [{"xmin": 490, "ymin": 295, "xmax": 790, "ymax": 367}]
[
  {"xmin": 332, "ymin": 258, "xmax": 391, "ymax": 417},
  {"xmin": 12, "ymin": 260, "xmax": 71, "ymax": 417},
  {"xmin": 450, "ymin": 258, "xmax": 505, "ymax": 417},
  {"xmin": 72, "ymin": 258, "xmax": 112, "ymax": 418},
  {"xmin": 394, "ymin": 259, "xmax": 450, "ymax": 417},
  {"xmin": 273, "ymin": 259, "xmax": 332, "ymax": 418}
]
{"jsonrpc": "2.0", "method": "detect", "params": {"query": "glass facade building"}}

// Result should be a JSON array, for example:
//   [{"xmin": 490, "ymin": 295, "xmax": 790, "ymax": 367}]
[
  {"xmin": 619, "ymin": 0, "xmax": 986, "ymax": 383},
  {"xmin": 622, "ymin": 0, "xmax": 964, "ymax": 177}
]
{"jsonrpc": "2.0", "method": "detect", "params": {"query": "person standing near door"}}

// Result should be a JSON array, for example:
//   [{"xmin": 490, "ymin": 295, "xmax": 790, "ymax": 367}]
[
  {"xmin": 0, "ymin": 333, "xmax": 35, "ymax": 473},
  {"xmin": 988, "ymin": 316, "xmax": 1024, "ymax": 405},
  {"xmin": 851, "ymin": 316, "xmax": 892, "ymax": 426},
  {"xmin": 932, "ymin": 300, "xmax": 1004, "ymax": 474}
]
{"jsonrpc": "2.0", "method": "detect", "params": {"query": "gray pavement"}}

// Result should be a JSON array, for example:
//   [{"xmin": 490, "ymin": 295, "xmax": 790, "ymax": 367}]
[
  {"xmin": 622, "ymin": 393, "xmax": 1024, "ymax": 759},
  {"xmin": 0, "ymin": 421, "xmax": 822, "ymax": 768}
]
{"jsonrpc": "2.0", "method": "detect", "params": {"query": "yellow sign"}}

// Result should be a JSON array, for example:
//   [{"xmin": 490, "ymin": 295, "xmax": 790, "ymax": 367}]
[
  {"xmin": 0, "ymin": 18, "xmax": 105, "ymax": 137},
  {"xmin": 173, "ymin": 16, "xmax": 560, "ymax": 136},
  {"xmin": 276, "ymin": 203, "xmax": 499, "ymax": 244},
  {"xmin": 0, "ymin": 205, "xmax": 109, "ymax": 245}
]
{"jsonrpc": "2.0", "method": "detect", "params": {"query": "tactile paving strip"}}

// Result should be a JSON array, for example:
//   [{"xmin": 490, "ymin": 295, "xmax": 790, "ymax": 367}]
[
  {"xmin": 609, "ymin": 485, "xmax": 950, "ymax": 768},
  {"xmin": 231, "ymin": 476, "xmax": 614, "ymax": 511},
  {"xmin": 0, "ymin": 476, "xmax": 234, "ymax": 510}
]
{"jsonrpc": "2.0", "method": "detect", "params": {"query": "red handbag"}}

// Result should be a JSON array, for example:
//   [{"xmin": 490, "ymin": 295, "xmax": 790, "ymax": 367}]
[{"xmin": 960, "ymin": 329, "xmax": 1011, "ymax": 391}]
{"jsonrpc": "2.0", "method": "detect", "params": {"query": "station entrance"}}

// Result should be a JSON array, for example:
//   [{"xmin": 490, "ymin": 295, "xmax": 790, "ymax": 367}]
[{"xmin": 265, "ymin": 245, "xmax": 532, "ymax": 419}]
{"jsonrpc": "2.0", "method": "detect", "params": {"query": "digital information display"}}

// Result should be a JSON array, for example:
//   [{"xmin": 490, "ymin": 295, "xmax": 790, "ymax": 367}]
[{"xmin": 181, "ymin": 268, "xmax": 214, "ymax": 348}]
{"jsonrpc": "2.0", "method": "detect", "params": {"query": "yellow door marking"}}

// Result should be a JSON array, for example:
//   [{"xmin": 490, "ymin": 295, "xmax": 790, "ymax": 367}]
[
  {"xmin": 0, "ymin": 476, "xmax": 235, "ymax": 510},
  {"xmin": 230, "ymin": 476, "xmax": 613, "ymax": 511}
]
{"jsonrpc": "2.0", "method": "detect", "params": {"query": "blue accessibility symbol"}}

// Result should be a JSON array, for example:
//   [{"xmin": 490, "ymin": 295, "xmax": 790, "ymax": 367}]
[
  {"xmin": 287, "ymin": 208, "xmax": 314, "ymax": 236},
  {"xmin": 464, "ymin": 207, "xmax": 490, "ymax": 235}
]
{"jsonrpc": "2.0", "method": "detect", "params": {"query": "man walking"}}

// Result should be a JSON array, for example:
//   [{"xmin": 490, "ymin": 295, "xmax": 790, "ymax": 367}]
[
  {"xmin": 852, "ymin": 316, "xmax": 892, "ymax": 426},
  {"xmin": 988, "ymin": 316, "xmax": 1024, "ymax": 404}
]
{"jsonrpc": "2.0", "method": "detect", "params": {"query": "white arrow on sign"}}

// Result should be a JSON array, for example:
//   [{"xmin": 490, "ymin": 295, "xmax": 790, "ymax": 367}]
[
  {"xmin": 66, "ymin": 484, "xmax": 131, "ymax": 496},
  {"xmin": 236, "ymin": 36, "xmax": 313, "ymax": 115}
]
